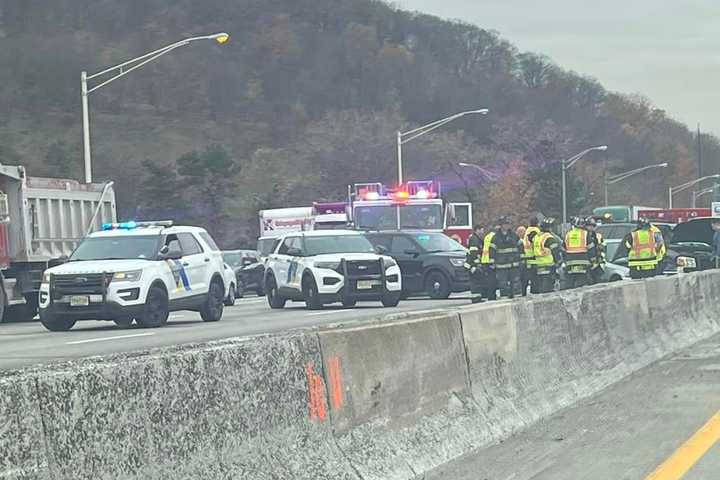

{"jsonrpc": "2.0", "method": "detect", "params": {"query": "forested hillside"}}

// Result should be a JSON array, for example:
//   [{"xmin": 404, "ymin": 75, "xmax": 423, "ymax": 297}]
[{"xmin": 0, "ymin": 0, "xmax": 716, "ymax": 246}]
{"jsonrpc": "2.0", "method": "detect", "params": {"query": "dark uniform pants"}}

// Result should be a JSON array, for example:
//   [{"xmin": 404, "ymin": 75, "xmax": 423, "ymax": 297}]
[
  {"xmin": 496, "ymin": 265, "xmax": 519, "ymax": 298},
  {"xmin": 519, "ymin": 261, "xmax": 531, "ymax": 296},
  {"xmin": 535, "ymin": 266, "xmax": 556, "ymax": 294},
  {"xmin": 565, "ymin": 271, "xmax": 589, "ymax": 289},
  {"xmin": 589, "ymin": 265, "xmax": 604, "ymax": 284},
  {"xmin": 469, "ymin": 268, "xmax": 484, "ymax": 296},
  {"xmin": 482, "ymin": 266, "xmax": 497, "ymax": 300}
]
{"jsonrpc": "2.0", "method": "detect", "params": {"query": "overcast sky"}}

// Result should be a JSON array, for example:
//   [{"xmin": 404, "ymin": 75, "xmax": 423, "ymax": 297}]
[{"xmin": 399, "ymin": 0, "xmax": 720, "ymax": 135}]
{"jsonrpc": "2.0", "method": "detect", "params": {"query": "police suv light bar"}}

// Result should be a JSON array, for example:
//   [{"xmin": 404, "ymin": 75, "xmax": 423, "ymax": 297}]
[{"xmin": 102, "ymin": 220, "xmax": 174, "ymax": 230}]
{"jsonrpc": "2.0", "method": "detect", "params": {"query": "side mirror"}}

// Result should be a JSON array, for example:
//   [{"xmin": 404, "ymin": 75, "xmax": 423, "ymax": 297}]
[
  {"xmin": 374, "ymin": 245, "xmax": 388, "ymax": 255},
  {"xmin": 159, "ymin": 245, "xmax": 183, "ymax": 260},
  {"xmin": 242, "ymin": 257, "xmax": 255, "ymax": 266},
  {"xmin": 287, "ymin": 247, "xmax": 303, "ymax": 257}
]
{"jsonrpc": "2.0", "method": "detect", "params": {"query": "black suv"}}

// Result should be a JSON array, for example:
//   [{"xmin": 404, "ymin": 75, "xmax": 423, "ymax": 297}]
[
  {"xmin": 363, "ymin": 230, "xmax": 469, "ymax": 298},
  {"xmin": 223, "ymin": 250, "xmax": 265, "ymax": 297}
]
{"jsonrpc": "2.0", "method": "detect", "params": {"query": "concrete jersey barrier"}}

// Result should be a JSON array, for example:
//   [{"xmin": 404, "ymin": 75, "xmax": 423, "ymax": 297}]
[{"xmin": 2, "ymin": 271, "xmax": 720, "ymax": 479}]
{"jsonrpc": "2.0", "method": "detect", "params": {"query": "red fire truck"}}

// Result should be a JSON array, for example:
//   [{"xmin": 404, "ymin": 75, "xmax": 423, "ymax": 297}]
[
  {"xmin": 637, "ymin": 208, "xmax": 711, "ymax": 224},
  {"xmin": 348, "ymin": 180, "xmax": 473, "ymax": 244}
]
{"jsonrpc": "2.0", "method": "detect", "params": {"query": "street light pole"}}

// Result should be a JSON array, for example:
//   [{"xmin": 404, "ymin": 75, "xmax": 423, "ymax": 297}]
[
  {"xmin": 561, "ymin": 145, "xmax": 608, "ymax": 228},
  {"xmin": 397, "ymin": 109, "xmax": 488, "ymax": 184},
  {"xmin": 669, "ymin": 174, "xmax": 720, "ymax": 208},
  {"xmin": 603, "ymin": 162, "xmax": 668, "ymax": 207},
  {"xmin": 81, "ymin": 71, "xmax": 92, "ymax": 184},
  {"xmin": 80, "ymin": 32, "xmax": 230, "ymax": 183}
]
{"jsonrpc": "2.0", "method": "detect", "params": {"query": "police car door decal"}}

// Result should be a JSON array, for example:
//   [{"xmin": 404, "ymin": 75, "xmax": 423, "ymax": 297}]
[{"xmin": 166, "ymin": 259, "xmax": 191, "ymax": 292}]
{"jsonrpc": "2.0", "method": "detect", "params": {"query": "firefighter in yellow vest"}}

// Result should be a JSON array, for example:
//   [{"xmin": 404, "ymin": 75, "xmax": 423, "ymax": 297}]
[
  {"xmin": 464, "ymin": 224, "xmax": 485, "ymax": 303},
  {"xmin": 563, "ymin": 217, "xmax": 595, "ymax": 289},
  {"xmin": 521, "ymin": 217, "xmax": 541, "ymax": 295},
  {"xmin": 480, "ymin": 220, "xmax": 500, "ymax": 300},
  {"xmin": 623, "ymin": 218, "xmax": 660, "ymax": 279},
  {"xmin": 585, "ymin": 216, "xmax": 606, "ymax": 284},
  {"xmin": 533, "ymin": 217, "xmax": 562, "ymax": 294}
]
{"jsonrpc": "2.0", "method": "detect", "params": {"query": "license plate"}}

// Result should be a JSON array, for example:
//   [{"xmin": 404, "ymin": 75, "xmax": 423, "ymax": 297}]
[
  {"xmin": 569, "ymin": 266, "xmax": 586, "ymax": 273},
  {"xmin": 70, "ymin": 295, "xmax": 90, "ymax": 307},
  {"xmin": 356, "ymin": 280, "xmax": 379, "ymax": 290}
]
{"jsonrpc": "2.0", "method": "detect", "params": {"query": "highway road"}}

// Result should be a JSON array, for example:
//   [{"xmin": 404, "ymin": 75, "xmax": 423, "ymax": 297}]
[
  {"xmin": 426, "ymin": 332, "xmax": 720, "ymax": 480},
  {"xmin": 0, "ymin": 294, "xmax": 479, "ymax": 372}
]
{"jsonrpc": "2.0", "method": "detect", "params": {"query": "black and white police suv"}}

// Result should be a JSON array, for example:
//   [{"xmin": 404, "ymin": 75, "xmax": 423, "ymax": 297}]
[
  {"xmin": 38, "ymin": 221, "xmax": 227, "ymax": 331},
  {"xmin": 263, "ymin": 230, "xmax": 402, "ymax": 309}
]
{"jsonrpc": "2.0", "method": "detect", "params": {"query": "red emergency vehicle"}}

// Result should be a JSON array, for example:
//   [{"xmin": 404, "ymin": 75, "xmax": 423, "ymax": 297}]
[
  {"xmin": 637, "ymin": 208, "xmax": 710, "ymax": 224},
  {"xmin": 348, "ymin": 180, "xmax": 473, "ymax": 244}
]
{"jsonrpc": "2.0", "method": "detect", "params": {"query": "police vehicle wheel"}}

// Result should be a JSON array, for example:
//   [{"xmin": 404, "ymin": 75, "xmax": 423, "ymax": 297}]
[
  {"xmin": 201, "ymin": 280, "xmax": 225, "ymax": 322},
  {"xmin": 381, "ymin": 292, "xmax": 401, "ymax": 308},
  {"xmin": 342, "ymin": 298, "xmax": 357, "ymax": 307},
  {"xmin": 303, "ymin": 275, "xmax": 323, "ymax": 310},
  {"xmin": 224, "ymin": 285, "xmax": 236, "ymax": 306},
  {"xmin": 136, "ymin": 286, "xmax": 169, "ymax": 328},
  {"xmin": 266, "ymin": 275, "xmax": 286, "ymax": 309},
  {"xmin": 425, "ymin": 271, "xmax": 451, "ymax": 299},
  {"xmin": 39, "ymin": 311, "xmax": 76, "ymax": 332},
  {"xmin": 236, "ymin": 279, "xmax": 245, "ymax": 299}
]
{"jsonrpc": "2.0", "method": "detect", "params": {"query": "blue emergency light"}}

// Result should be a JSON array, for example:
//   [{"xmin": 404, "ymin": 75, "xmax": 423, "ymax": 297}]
[{"xmin": 102, "ymin": 221, "xmax": 137, "ymax": 230}]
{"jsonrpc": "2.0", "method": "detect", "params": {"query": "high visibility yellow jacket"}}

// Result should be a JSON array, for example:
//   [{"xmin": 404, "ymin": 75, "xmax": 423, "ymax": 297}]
[
  {"xmin": 625, "ymin": 228, "xmax": 659, "ymax": 270},
  {"xmin": 523, "ymin": 226, "xmax": 541, "ymax": 264}
]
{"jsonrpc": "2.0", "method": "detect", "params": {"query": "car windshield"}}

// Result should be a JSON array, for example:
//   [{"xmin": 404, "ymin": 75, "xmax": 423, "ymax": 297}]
[
  {"xmin": 354, "ymin": 204, "xmax": 443, "ymax": 230},
  {"xmin": 304, "ymin": 235, "xmax": 376, "ymax": 256},
  {"xmin": 70, "ymin": 235, "xmax": 159, "ymax": 261},
  {"xmin": 412, "ymin": 232, "xmax": 466, "ymax": 252}
]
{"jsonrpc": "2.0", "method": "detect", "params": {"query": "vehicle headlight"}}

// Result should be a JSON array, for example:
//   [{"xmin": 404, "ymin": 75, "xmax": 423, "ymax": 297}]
[
  {"xmin": 42, "ymin": 272, "xmax": 52, "ymax": 284},
  {"xmin": 112, "ymin": 270, "xmax": 143, "ymax": 282},
  {"xmin": 449, "ymin": 258, "xmax": 465, "ymax": 267},
  {"xmin": 676, "ymin": 256, "xmax": 697, "ymax": 268},
  {"xmin": 383, "ymin": 257, "xmax": 397, "ymax": 269},
  {"xmin": 315, "ymin": 261, "xmax": 341, "ymax": 270}
]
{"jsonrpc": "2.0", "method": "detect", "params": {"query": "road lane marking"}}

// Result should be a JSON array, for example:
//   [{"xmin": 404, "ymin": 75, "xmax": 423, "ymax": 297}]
[
  {"xmin": 645, "ymin": 410, "xmax": 720, "ymax": 480},
  {"xmin": 66, "ymin": 332, "xmax": 156, "ymax": 345},
  {"xmin": 306, "ymin": 309, "xmax": 365, "ymax": 316}
]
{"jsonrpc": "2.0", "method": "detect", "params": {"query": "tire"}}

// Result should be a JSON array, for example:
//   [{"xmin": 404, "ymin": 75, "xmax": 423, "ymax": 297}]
[
  {"xmin": 381, "ymin": 292, "xmax": 401, "ymax": 307},
  {"xmin": 303, "ymin": 275, "xmax": 323, "ymax": 310},
  {"xmin": 200, "ymin": 279, "xmax": 225, "ymax": 322},
  {"xmin": 113, "ymin": 317, "xmax": 134, "ymax": 329},
  {"xmin": 266, "ymin": 274, "xmax": 286, "ymax": 309},
  {"xmin": 236, "ymin": 279, "xmax": 245, "ymax": 299},
  {"xmin": 39, "ymin": 310, "xmax": 76, "ymax": 332},
  {"xmin": 610, "ymin": 275, "xmax": 622, "ymax": 282},
  {"xmin": 342, "ymin": 298, "xmax": 357, "ymax": 307},
  {"xmin": 425, "ymin": 270, "xmax": 451, "ymax": 299},
  {"xmin": 136, "ymin": 286, "xmax": 169, "ymax": 328},
  {"xmin": 224, "ymin": 284, "xmax": 236, "ymax": 306}
]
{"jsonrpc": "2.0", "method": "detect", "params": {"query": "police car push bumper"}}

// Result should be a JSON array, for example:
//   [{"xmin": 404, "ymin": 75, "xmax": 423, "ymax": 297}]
[
  {"xmin": 39, "ymin": 270, "xmax": 153, "ymax": 321},
  {"xmin": 313, "ymin": 258, "xmax": 401, "ymax": 302}
]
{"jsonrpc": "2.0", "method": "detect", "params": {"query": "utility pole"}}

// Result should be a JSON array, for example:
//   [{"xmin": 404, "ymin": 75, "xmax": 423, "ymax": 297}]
[{"xmin": 697, "ymin": 123, "xmax": 703, "ymax": 179}]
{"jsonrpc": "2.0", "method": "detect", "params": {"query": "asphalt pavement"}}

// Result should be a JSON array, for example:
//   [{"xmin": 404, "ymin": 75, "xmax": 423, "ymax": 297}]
[
  {"xmin": 425, "ymin": 332, "xmax": 720, "ymax": 480},
  {"xmin": 0, "ymin": 294, "xmax": 483, "ymax": 372}
]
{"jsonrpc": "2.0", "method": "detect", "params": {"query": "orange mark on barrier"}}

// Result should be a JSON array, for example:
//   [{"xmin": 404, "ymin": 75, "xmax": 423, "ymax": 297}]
[
  {"xmin": 305, "ymin": 361, "xmax": 327, "ymax": 422},
  {"xmin": 327, "ymin": 356, "xmax": 344, "ymax": 411}
]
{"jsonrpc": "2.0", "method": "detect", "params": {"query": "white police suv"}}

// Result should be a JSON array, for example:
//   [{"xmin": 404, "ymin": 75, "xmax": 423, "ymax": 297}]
[
  {"xmin": 264, "ymin": 230, "xmax": 402, "ymax": 309},
  {"xmin": 38, "ymin": 221, "xmax": 227, "ymax": 331}
]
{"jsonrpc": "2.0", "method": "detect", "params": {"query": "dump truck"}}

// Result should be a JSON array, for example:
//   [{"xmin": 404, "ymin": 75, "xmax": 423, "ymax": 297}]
[{"xmin": 0, "ymin": 165, "xmax": 116, "ymax": 321}]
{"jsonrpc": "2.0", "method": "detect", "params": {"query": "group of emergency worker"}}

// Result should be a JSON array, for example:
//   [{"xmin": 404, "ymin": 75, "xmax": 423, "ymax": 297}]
[{"xmin": 464, "ymin": 214, "xmax": 662, "ymax": 303}]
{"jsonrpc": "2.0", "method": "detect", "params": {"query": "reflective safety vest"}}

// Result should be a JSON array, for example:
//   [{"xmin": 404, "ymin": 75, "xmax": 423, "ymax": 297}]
[
  {"xmin": 523, "ymin": 226, "xmax": 541, "ymax": 263},
  {"xmin": 564, "ymin": 227, "xmax": 591, "ymax": 271},
  {"xmin": 650, "ymin": 225, "xmax": 666, "ymax": 261},
  {"xmin": 628, "ymin": 229, "xmax": 658, "ymax": 269},
  {"xmin": 481, "ymin": 232, "xmax": 496, "ymax": 264},
  {"xmin": 534, "ymin": 232, "xmax": 555, "ymax": 267}
]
